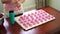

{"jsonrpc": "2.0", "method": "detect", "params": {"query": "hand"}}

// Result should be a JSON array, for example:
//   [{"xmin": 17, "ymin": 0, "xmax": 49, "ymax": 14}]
[
  {"xmin": 16, "ymin": 2, "xmax": 21, "ymax": 8},
  {"xmin": 11, "ymin": 0, "xmax": 17, "ymax": 3},
  {"xmin": 9, "ymin": 0, "xmax": 21, "ymax": 8},
  {"xmin": 18, "ymin": 0, "xmax": 25, "ymax": 3}
]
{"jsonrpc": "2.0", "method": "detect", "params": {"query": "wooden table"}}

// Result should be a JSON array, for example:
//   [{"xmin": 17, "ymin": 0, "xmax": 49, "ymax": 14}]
[{"xmin": 4, "ymin": 6, "xmax": 60, "ymax": 34}]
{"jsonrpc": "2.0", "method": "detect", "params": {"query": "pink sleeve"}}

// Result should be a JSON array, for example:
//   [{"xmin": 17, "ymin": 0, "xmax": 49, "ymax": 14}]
[{"xmin": 5, "ymin": 0, "xmax": 20, "ymax": 11}]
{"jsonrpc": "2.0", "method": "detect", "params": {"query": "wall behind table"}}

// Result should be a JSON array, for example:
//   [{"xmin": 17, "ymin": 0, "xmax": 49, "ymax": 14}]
[
  {"xmin": 23, "ymin": 0, "xmax": 36, "ymax": 12},
  {"xmin": 48, "ymin": 0, "xmax": 60, "ymax": 11},
  {"xmin": 0, "ymin": 0, "xmax": 4, "ymax": 13}
]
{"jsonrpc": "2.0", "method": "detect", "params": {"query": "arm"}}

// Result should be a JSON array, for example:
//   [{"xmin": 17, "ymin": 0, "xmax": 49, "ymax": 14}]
[{"xmin": 1, "ymin": 0, "xmax": 11, "ymax": 3}]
